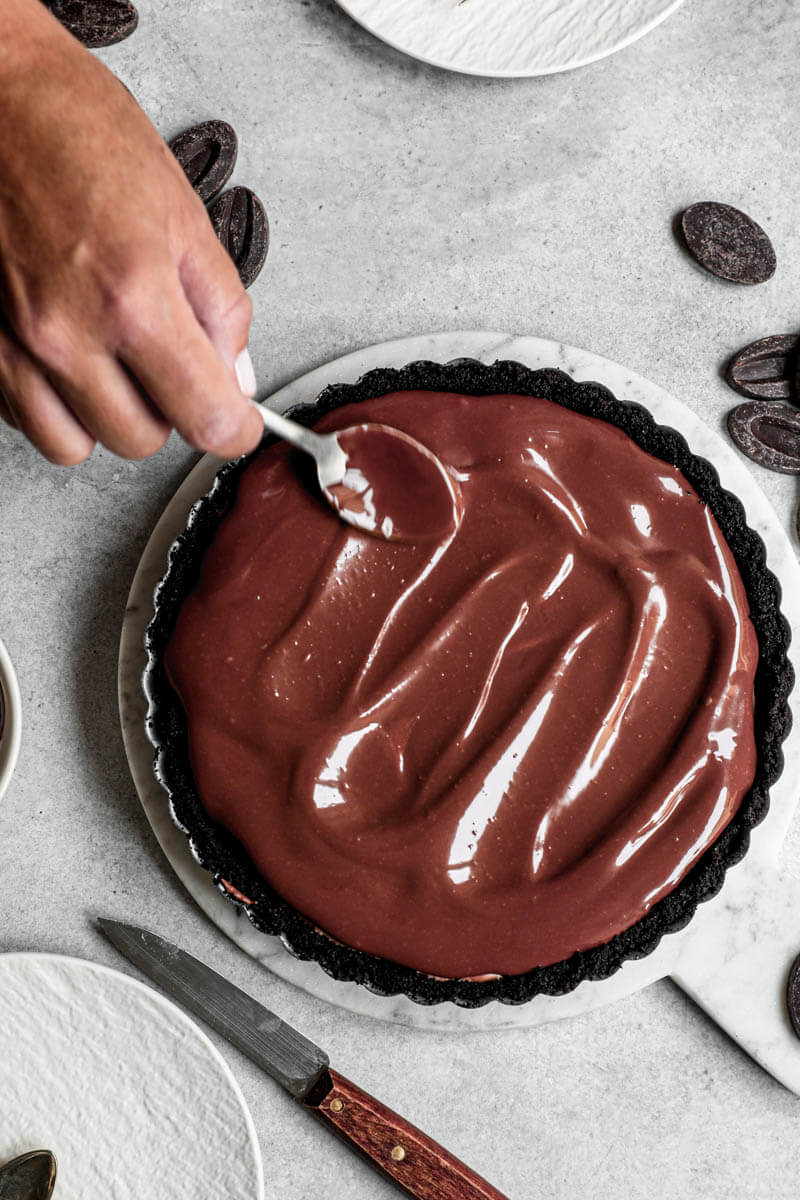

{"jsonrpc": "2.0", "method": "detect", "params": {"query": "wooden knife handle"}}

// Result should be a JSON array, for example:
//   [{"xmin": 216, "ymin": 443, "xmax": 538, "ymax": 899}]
[{"xmin": 303, "ymin": 1068, "xmax": 509, "ymax": 1200}]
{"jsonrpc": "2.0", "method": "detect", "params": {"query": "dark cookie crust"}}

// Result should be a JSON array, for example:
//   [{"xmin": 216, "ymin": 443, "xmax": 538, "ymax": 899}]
[
  {"xmin": 145, "ymin": 359, "xmax": 793, "ymax": 1006},
  {"xmin": 725, "ymin": 334, "xmax": 799, "ymax": 403}
]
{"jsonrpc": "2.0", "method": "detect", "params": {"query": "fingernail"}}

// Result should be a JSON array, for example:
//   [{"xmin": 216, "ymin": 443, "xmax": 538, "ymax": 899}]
[{"xmin": 235, "ymin": 348, "xmax": 257, "ymax": 397}]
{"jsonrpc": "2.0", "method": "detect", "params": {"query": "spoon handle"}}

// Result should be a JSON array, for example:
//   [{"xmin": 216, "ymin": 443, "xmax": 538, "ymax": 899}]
[
  {"xmin": 257, "ymin": 404, "xmax": 327, "ymax": 456},
  {"xmin": 256, "ymin": 404, "xmax": 348, "ymax": 486}
]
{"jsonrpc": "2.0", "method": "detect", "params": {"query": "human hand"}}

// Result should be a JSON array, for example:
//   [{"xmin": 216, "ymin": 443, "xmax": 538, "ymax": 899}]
[{"xmin": 0, "ymin": 0, "xmax": 263, "ymax": 464}]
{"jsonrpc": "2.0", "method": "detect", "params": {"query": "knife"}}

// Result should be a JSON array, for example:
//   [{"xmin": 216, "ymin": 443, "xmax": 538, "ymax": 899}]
[{"xmin": 98, "ymin": 920, "xmax": 508, "ymax": 1200}]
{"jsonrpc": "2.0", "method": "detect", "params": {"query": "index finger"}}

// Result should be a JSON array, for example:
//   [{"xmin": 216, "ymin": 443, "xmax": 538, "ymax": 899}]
[{"xmin": 116, "ymin": 274, "xmax": 263, "ymax": 459}]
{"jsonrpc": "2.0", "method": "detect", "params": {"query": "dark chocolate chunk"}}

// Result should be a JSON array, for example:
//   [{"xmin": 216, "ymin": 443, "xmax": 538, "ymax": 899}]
[
  {"xmin": 45, "ymin": 0, "xmax": 138, "ymax": 48},
  {"xmin": 788, "ymin": 954, "xmax": 800, "ymax": 1040},
  {"xmin": 170, "ymin": 121, "xmax": 238, "ymax": 205},
  {"xmin": 726, "ymin": 334, "xmax": 799, "ymax": 402},
  {"xmin": 209, "ymin": 187, "xmax": 269, "ymax": 289},
  {"xmin": 728, "ymin": 401, "xmax": 800, "ymax": 473},
  {"xmin": 681, "ymin": 202, "xmax": 776, "ymax": 285}
]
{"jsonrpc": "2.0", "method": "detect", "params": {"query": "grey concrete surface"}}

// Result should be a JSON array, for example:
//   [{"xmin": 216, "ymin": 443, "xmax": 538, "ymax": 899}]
[{"xmin": 2, "ymin": 1, "xmax": 800, "ymax": 1197}]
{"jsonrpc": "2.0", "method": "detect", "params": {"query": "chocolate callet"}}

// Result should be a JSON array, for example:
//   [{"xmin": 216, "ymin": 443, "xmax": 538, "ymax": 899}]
[
  {"xmin": 788, "ymin": 954, "xmax": 800, "ymax": 1040},
  {"xmin": 46, "ymin": 0, "xmax": 139, "ymax": 47},
  {"xmin": 726, "ymin": 334, "xmax": 799, "ymax": 402},
  {"xmin": 727, "ymin": 402, "xmax": 800, "ymax": 474},
  {"xmin": 170, "ymin": 121, "xmax": 238, "ymax": 204},
  {"xmin": 209, "ymin": 187, "xmax": 269, "ymax": 289},
  {"xmin": 681, "ymin": 202, "xmax": 776, "ymax": 285},
  {"xmin": 165, "ymin": 391, "xmax": 760, "ymax": 979}
]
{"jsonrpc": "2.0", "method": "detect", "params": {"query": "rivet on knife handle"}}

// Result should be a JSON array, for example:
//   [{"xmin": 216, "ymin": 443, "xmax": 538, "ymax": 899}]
[{"xmin": 303, "ymin": 1067, "xmax": 509, "ymax": 1200}]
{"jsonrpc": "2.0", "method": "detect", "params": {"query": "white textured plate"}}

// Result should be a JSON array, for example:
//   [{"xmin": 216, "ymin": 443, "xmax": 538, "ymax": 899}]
[
  {"xmin": 335, "ymin": 0, "xmax": 686, "ymax": 77},
  {"xmin": 0, "ymin": 954, "xmax": 264, "ymax": 1200}
]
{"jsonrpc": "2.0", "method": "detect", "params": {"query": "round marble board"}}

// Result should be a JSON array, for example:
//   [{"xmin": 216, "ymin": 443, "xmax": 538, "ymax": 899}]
[
  {"xmin": 333, "ymin": 0, "xmax": 685, "ymax": 78},
  {"xmin": 0, "ymin": 954, "xmax": 263, "ymax": 1200},
  {"xmin": 120, "ymin": 332, "xmax": 800, "ymax": 1092}
]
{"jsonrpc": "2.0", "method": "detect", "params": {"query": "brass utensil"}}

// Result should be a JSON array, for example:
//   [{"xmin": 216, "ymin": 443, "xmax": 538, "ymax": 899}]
[{"xmin": 0, "ymin": 1151, "xmax": 57, "ymax": 1200}]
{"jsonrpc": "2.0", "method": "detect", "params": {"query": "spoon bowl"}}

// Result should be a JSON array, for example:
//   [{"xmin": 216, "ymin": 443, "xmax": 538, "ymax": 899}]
[
  {"xmin": 257, "ymin": 405, "xmax": 461, "ymax": 543},
  {"xmin": 0, "ymin": 1150, "xmax": 57, "ymax": 1200}
]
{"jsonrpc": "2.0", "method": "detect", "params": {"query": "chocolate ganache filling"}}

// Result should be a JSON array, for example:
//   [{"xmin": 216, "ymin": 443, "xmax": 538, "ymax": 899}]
[{"xmin": 165, "ymin": 390, "xmax": 758, "ymax": 978}]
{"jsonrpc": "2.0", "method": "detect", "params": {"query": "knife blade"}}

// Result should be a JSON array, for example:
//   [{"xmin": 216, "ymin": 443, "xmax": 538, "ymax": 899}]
[
  {"xmin": 98, "ymin": 918, "xmax": 327, "ymax": 1098},
  {"xmin": 98, "ymin": 919, "xmax": 508, "ymax": 1200}
]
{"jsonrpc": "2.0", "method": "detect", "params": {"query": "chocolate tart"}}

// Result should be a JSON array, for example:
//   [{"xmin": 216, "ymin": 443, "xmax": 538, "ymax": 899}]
[{"xmin": 144, "ymin": 359, "xmax": 793, "ymax": 1006}]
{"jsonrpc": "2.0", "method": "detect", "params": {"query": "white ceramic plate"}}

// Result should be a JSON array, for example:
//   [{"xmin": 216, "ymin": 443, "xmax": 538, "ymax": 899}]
[
  {"xmin": 0, "ymin": 954, "xmax": 263, "ymax": 1200},
  {"xmin": 334, "ymin": 0, "xmax": 686, "ymax": 77}
]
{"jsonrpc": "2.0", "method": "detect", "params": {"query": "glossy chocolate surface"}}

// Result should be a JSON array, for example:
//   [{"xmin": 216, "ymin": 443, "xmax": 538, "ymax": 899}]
[{"xmin": 165, "ymin": 391, "xmax": 759, "ymax": 977}]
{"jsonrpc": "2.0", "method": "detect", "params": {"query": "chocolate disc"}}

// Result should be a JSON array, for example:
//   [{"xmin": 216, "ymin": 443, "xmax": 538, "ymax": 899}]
[
  {"xmin": 681, "ymin": 202, "xmax": 776, "ymax": 285},
  {"xmin": 727, "ymin": 401, "xmax": 800, "ymax": 474},
  {"xmin": 209, "ymin": 187, "xmax": 269, "ymax": 289},
  {"xmin": 45, "ymin": 0, "xmax": 139, "ymax": 48},
  {"xmin": 170, "ymin": 121, "xmax": 238, "ymax": 205},
  {"xmin": 726, "ymin": 334, "xmax": 799, "ymax": 402},
  {"xmin": 788, "ymin": 954, "xmax": 800, "ymax": 1040}
]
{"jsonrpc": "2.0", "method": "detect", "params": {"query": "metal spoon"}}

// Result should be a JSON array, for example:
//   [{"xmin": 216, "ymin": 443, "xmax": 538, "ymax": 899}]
[
  {"xmin": 0, "ymin": 1150, "xmax": 57, "ymax": 1200},
  {"xmin": 257, "ymin": 405, "xmax": 461, "ymax": 543}
]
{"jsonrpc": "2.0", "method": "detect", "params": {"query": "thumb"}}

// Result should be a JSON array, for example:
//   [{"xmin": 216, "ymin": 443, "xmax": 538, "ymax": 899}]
[{"xmin": 179, "ymin": 220, "xmax": 256, "ymax": 397}]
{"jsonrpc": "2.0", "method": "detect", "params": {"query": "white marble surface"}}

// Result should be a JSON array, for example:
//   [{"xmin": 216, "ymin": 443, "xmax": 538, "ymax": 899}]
[
  {"xmin": 0, "ymin": 955, "xmax": 262, "ymax": 1199},
  {"xmin": 335, "ymin": 0, "xmax": 685, "ymax": 77},
  {"xmin": 3, "ymin": 3, "xmax": 800, "ymax": 1198}
]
